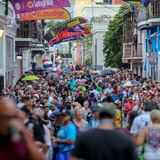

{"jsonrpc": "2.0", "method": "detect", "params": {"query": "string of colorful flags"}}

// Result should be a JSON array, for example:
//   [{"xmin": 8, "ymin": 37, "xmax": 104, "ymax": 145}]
[{"xmin": 123, "ymin": 0, "xmax": 151, "ymax": 15}]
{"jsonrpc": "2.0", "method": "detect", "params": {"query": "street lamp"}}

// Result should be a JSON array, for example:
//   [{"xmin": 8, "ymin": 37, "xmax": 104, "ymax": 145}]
[
  {"xmin": 0, "ymin": 30, "xmax": 4, "ymax": 38},
  {"xmin": 17, "ymin": 53, "xmax": 22, "ymax": 60}
]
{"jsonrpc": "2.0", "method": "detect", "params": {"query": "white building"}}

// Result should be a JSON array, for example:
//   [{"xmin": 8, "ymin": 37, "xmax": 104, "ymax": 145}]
[
  {"xmin": 82, "ymin": 4, "xmax": 121, "ymax": 69},
  {"xmin": 0, "ymin": 0, "xmax": 18, "ymax": 91}
]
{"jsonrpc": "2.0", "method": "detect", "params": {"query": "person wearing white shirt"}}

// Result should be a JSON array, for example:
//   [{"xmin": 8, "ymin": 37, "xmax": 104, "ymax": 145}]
[{"xmin": 130, "ymin": 102, "xmax": 155, "ymax": 158}]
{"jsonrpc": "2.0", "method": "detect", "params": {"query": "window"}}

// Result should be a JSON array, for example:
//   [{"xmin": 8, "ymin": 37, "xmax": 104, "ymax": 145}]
[{"xmin": 103, "ymin": 0, "xmax": 112, "ymax": 4}]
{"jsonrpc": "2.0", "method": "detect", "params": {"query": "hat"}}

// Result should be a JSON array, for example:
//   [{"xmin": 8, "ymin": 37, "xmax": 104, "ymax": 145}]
[
  {"xmin": 99, "ymin": 107, "xmax": 116, "ymax": 118},
  {"xmin": 92, "ymin": 103, "xmax": 104, "ymax": 112}
]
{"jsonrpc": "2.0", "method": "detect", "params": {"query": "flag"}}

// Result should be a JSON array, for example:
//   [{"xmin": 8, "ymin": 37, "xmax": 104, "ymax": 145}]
[
  {"xmin": 141, "ymin": 0, "xmax": 151, "ymax": 6},
  {"xmin": 130, "ymin": 2, "xmax": 143, "ymax": 8}
]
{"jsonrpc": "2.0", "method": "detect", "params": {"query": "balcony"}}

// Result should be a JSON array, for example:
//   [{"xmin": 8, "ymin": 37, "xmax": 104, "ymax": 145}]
[
  {"xmin": 132, "ymin": 43, "xmax": 143, "ymax": 58},
  {"xmin": 138, "ymin": 0, "xmax": 160, "ymax": 28},
  {"xmin": 151, "ymin": 0, "xmax": 160, "ymax": 18},
  {"xmin": 123, "ymin": 42, "xmax": 143, "ymax": 61},
  {"xmin": 123, "ymin": 42, "xmax": 133, "ymax": 60},
  {"xmin": 17, "ymin": 21, "xmax": 41, "ymax": 39}
]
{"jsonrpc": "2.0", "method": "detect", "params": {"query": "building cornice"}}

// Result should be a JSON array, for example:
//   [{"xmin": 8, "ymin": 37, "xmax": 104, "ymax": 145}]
[{"xmin": 138, "ymin": 18, "xmax": 160, "ymax": 29}]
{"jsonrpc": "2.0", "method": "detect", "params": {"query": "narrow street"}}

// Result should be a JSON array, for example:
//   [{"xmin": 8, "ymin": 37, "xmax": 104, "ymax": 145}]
[{"xmin": 0, "ymin": 0, "xmax": 160, "ymax": 160}]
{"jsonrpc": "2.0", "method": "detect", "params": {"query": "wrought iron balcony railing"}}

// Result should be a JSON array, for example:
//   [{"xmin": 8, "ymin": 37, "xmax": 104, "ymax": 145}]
[
  {"xmin": 151, "ymin": 0, "xmax": 160, "ymax": 18},
  {"xmin": 123, "ymin": 42, "xmax": 143, "ymax": 59},
  {"xmin": 138, "ymin": 0, "xmax": 160, "ymax": 23}
]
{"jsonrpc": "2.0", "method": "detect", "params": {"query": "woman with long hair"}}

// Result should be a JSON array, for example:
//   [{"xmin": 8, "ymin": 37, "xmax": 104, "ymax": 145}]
[
  {"xmin": 73, "ymin": 107, "xmax": 88, "ymax": 134},
  {"xmin": 136, "ymin": 110, "xmax": 160, "ymax": 160}
]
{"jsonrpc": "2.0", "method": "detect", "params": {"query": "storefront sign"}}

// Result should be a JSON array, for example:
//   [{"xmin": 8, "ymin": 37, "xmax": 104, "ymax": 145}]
[
  {"xmin": 19, "ymin": 8, "xmax": 71, "ymax": 21},
  {"xmin": 10, "ymin": 0, "xmax": 70, "ymax": 14}
]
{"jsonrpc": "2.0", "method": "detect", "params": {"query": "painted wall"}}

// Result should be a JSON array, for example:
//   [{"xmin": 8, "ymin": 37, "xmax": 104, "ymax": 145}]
[
  {"xmin": 145, "ymin": 26, "xmax": 160, "ymax": 81},
  {"xmin": 0, "ymin": 0, "xmax": 17, "ymax": 87},
  {"xmin": 112, "ymin": 0, "xmax": 122, "ymax": 4},
  {"xmin": 74, "ymin": 0, "xmax": 92, "ymax": 17}
]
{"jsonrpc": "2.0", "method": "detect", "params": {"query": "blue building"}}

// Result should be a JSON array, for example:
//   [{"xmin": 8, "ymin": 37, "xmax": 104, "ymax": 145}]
[{"xmin": 138, "ymin": 0, "xmax": 160, "ymax": 81}]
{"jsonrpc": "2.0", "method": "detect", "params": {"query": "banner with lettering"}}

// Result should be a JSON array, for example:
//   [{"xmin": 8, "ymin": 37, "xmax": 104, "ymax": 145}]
[
  {"xmin": 50, "ymin": 35, "xmax": 84, "ymax": 46},
  {"xmin": 9, "ymin": 0, "xmax": 70, "ymax": 14},
  {"xmin": 44, "ymin": 26, "xmax": 91, "ymax": 46},
  {"xmin": 44, "ymin": 17, "xmax": 88, "ymax": 38},
  {"xmin": 19, "ymin": 8, "xmax": 71, "ymax": 21}
]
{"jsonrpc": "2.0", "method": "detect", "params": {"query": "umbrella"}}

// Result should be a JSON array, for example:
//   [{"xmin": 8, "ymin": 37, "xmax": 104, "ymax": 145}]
[
  {"xmin": 48, "ymin": 67, "xmax": 59, "ymax": 72},
  {"xmin": 131, "ymin": 80, "xmax": 139, "ymax": 86},
  {"xmin": 121, "ymin": 80, "xmax": 139, "ymax": 87},
  {"xmin": 101, "ymin": 69, "xmax": 115, "ymax": 76},
  {"xmin": 22, "ymin": 75, "xmax": 39, "ymax": 81},
  {"xmin": 41, "ymin": 58, "xmax": 49, "ymax": 63},
  {"xmin": 62, "ymin": 67, "xmax": 70, "ymax": 73},
  {"xmin": 91, "ymin": 70, "xmax": 101, "ymax": 74},
  {"xmin": 109, "ymin": 68, "xmax": 119, "ymax": 72},
  {"xmin": 31, "ymin": 68, "xmax": 46, "ymax": 72}
]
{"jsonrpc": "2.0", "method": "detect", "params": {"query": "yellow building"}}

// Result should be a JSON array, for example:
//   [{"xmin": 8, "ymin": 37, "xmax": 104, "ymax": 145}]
[{"xmin": 74, "ymin": 0, "xmax": 92, "ymax": 16}]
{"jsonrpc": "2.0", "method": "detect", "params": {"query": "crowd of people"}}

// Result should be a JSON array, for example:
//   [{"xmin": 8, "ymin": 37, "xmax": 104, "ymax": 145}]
[{"xmin": 1, "ymin": 67, "xmax": 160, "ymax": 160}]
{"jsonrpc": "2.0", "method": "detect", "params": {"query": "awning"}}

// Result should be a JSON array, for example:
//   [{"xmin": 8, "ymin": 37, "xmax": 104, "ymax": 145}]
[
  {"xmin": 16, "ymin": 38, "xmax": 35, "ymax": 48},
  {"xmin": 31, "ymin": 48, "xmax": 45, "ymax": 52}
]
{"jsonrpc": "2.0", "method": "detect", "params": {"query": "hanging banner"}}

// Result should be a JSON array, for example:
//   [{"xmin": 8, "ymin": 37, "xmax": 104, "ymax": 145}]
[
  {"xmin": 10, "ymin": 0, "xmax": 70, "ymax": 14},
  {"xmin": 44, "ymin": 26, "xmax": 91, "ymax": 45},
  {"xmin": 19, "ymin": 8, "xmax": 71, "ymax": 21},
  {"xmin": 50, "ymin": 35, "xmax": 84, "ymax": 46},
  {"xmin": 44, "ymin": 30, "xmax": 83, "ymax": 44},
  {"xmin": 44, "ymin": 17, "xmax": 88, "ymax": 38},
  {"xmin": 68, "ymin": 25, "xmax": 84, "ymax": 32}
]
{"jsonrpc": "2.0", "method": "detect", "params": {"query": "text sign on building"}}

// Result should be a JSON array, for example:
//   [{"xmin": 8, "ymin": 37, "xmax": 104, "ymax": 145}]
[
  {"xmin": 19, "ymin": 8, "xmax": 71, "ymax": 21},
  {"xmin": 10, "ymin": 0, "xmax": 70, "ymax": 14}
]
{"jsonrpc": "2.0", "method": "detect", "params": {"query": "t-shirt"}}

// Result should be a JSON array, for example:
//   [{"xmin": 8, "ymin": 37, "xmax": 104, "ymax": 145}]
[
  {"xmin": 105, "ymin": 88, "xmax": 113, "ymax": 94},
  {"xmin": 72, "ymin": 129, "xmax": 136, "ymax": 160},
  {"xmin": 57, "ymin": 122, "xmax": 77, "ymax": 152},
  {"xmin": 130, "ymin": 112, "xmax": 151, "ymax": 135},
  {"xmin": 68, "ymin": 81, "xmax": 76, "ymax": 91}
]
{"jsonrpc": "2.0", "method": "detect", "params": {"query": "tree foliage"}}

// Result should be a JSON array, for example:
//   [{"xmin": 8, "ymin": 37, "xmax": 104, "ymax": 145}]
[{"xmin": 103, "ymin": 7, "xmax": 125, "ymax": 68}]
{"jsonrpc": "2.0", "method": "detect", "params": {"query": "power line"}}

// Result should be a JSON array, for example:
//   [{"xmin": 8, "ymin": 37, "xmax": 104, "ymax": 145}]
[{"xmin": 91, "ymin": 0, "xmax": 119, "ymax": 13}]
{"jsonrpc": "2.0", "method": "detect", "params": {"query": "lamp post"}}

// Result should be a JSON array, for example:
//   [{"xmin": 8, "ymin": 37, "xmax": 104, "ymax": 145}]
[{"xmin": 17, "ymin": 53, "xmax": 22, "ymax": 60}]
